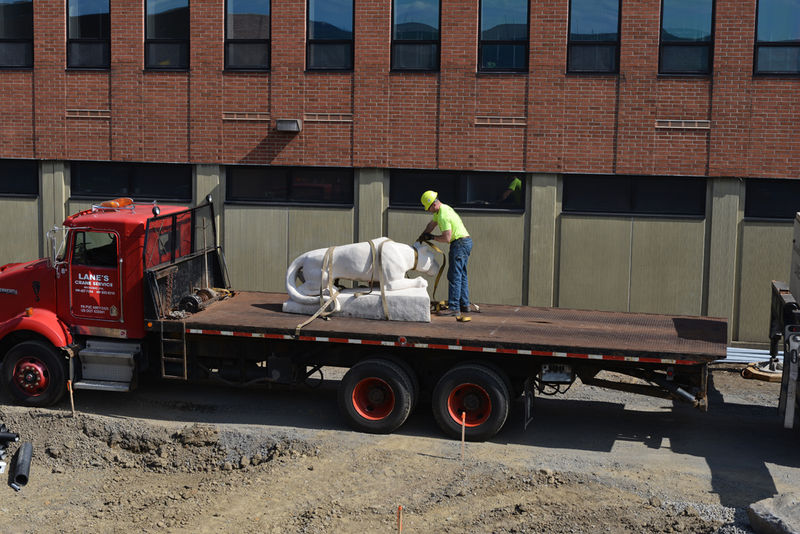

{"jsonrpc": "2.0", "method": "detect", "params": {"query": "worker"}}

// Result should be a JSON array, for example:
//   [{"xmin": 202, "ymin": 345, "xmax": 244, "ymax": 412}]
[
  {"xmin": 419, "ymin": 190, "xmax": 472, "ymax": 317},
  {"xmin": 498, "ymin": 175, "xmax": 523, "ymax": 205}
]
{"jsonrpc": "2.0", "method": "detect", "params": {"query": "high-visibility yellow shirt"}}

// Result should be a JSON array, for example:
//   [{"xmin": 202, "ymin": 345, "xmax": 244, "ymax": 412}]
[{"xmin": 433, "ymin": 203, "xmax": 469, "ymax": 241}]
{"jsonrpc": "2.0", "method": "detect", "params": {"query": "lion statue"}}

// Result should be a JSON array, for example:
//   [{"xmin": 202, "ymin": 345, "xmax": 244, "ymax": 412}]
[{"xmin": 285, "ymin": 237, "xmax": 440, "ymax": 310}]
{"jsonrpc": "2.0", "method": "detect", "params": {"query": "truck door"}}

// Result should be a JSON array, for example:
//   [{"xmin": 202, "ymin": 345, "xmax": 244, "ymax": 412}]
[{"xmin": 66, "ymin": 230, "xmax": 123, "ymax": 322}]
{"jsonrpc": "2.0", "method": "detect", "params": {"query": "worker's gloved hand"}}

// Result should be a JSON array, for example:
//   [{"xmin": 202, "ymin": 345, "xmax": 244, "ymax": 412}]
[{"xmin": 418, "ymin": 232, "xmax": 434, "ymax": 242}]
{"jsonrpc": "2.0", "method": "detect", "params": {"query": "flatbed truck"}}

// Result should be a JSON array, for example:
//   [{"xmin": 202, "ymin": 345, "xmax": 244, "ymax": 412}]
[{"xmin": 0, "ymin": 198, "xmax": 727, "ymax": 441}]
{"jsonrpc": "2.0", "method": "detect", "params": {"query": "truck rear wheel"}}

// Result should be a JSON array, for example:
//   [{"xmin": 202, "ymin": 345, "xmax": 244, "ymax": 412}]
[
  {"xmin": 432, "ymin": 364, "xmax": 510, "ymax": 441},
  {"xmin": 2, "ymin": 341, "xmax": 67, "ymax": 407},
  {"xmin": 338, "ymin": 359, "xmax": 414, "ymax": 434}
]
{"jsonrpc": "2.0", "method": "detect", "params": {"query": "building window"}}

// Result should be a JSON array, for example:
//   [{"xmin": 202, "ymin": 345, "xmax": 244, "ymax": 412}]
[
  {"xmin": 226, "ymin": 166, "xmax": 354, "ymax": 205},
  {"xmin": 70, "ymin": 162, "xmax": 192, "ymax": 201},
  {"xmin": 745, "ymin": 179, "xmax": 800, "ymax": 220},
  {"xmin": 567, "ymin": 0, "xmax": 620, "ymax": 73},
  {"xmin": 0, "ymin": 159, "xmax": 37, "ymax": 196},
  {"xmin": 659, "ymin": 0, "xmax": 713, "ymax": 74},
  {"xmin": 307, "ymin": 0, "xmax": 353, "ymax": 70},
  {"xmin": 0, "ymin": 0, "xmax": 33, "ymax": 68},
  {"xmin": 225, "ymin": 0, "xmax": 270, "ymax": 70},
  {"xmin": 392, "ymin": 0, "xmax": 439, "ymax": 71},
  {"xmin": 563, "ymin": 175, "xmax": 706, "ymax": 217},
  {"xmin": 479, "ymin": 0, "xmax": 528, "ymax": 72},
  {"xmin": 67, "ymin": 0, "xmax": 110, "ymax": 68},
  {"xmin": 389, "ymin": 170, "xmax": 525, "ymax": 211},
  {"xmin": 755, "ymin": 0, "xmax": 800, "ymax": 74},
  {"xmin": 145, "ymin": 0, "xmax": 189, "ymax": 70}
]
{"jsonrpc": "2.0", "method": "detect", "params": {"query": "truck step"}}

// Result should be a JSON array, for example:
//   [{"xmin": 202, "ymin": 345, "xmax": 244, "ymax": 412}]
[
  {"xmin": 78, "ymin": 340, "xmax": 140, "ymax": 383},
  {"xmin": 72, "ymin": 380, "xmax": 131, "ymax": 392}
]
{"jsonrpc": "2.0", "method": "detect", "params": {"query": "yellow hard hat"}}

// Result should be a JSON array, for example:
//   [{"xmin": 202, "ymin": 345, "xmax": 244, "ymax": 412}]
[{"xmin": 421, "ymin": 190, "xmax": 438, "ymax": 210}]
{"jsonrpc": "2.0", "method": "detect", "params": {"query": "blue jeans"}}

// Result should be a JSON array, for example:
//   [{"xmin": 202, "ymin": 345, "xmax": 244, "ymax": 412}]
[{"xmin": 447, "ymin": 237, "xmax": 472, "ymax": 311}]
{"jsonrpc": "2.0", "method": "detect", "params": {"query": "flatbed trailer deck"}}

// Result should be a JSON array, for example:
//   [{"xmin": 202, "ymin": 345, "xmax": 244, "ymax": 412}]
[{"xmin": 156, "ymin": 291, "xmax": 726, "ymax": 366}]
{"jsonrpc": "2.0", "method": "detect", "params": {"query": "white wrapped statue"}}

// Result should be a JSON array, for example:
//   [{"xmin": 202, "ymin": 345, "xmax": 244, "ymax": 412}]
[{"xmin": 283, "ymin": 237, "xmax": 441, "ymax": 322}]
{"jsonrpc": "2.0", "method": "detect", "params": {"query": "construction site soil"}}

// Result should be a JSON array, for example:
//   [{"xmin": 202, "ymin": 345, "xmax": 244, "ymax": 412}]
[{"xmin": 0, "ymin": 364, "xmax": 797, "ymax": 533}]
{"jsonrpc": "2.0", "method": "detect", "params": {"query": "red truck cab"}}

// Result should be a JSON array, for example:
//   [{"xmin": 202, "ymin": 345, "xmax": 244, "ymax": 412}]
[{"xmin": 0, "ymin": 198, "xmax": 202, "ymax": 406}]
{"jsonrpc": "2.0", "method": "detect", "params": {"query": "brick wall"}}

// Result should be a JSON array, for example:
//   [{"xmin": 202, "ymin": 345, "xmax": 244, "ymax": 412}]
[{"xmin": 1, "ymin": 0, "xmax": 798, "ymax": 179}]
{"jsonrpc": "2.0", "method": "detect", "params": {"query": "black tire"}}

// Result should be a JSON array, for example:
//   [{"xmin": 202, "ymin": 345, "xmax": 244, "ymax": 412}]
[
  {"xmin": 2, "ymin": 340, "xmax": 67, "ymax": 407},
  {"xmin": 432, "ymin": 364, "xmax": 510, "ymax": 442},
  {"xmin": 377, "ymin": 354, "xmax": 420, "ymax": 411},
  {"xmin": 338, "ymin": 359, "xmax": 414, "ymax": 434}
]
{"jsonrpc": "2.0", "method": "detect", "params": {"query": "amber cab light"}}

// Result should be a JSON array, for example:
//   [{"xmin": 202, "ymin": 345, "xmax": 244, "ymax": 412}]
[{"xmin": 100, "ymin": 197, "xmax": 134, "ymax": 208}]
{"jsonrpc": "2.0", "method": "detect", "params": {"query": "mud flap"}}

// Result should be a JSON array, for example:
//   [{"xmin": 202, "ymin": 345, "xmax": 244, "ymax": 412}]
[{"xmin": 523, "ymin": 377, "xmax": 535, "ymax": 431}]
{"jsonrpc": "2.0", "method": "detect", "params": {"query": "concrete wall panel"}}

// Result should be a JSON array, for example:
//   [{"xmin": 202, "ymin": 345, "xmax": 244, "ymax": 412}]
[
  {"xmin": 737, "ymin": 221, "xmax": 793, "ymax": 342},
  {"xmin": 0, "ymin": 198, "xmax": 40, "ymax": 265},
  {"xmin": 558, "ymin": 216, "xmax": 631, "ymax": 312},
  {"xmin": 629, "ymin": 218, "xmax": 705, "ymax": 315}
]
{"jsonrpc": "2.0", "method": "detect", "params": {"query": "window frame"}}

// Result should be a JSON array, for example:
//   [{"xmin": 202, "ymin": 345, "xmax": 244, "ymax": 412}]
[
  {"xmin": 0, "ymin": 0, "xmax": 34, "ymax": 69},
  {"xmin": 69, "ymin": 161, "xmax": 193, "ymax": 202},
  {"xmin": 658, "ymin": 0, "xmax": 714, "ymax": 76},
  {"xmin": 390, "ymin": 0, "xmax": 441, "ymax": 72},
  {"xmin": 0, "ymin": 159, "xmax": 38, "ymax": 197},
  {"xmin": 66, "ymin": 0, "xmax": 111, "ymax": 69},
  {"xmin": 753, "ymin": 0, "xmax": 800, "ymax": 76},
  {"xmin": 144, "ymin": 0, "xmax": 190, "ymax": 71},
  {"xmin": 225, "ymin": 165, "xmax": 355, "ymax": 207},
  {"xmin": 224, "ymin": 0, "xmax": 271, "ymax": 71},
  {"xmin": 477, "ymin": 0, "xmax": 530, "ymax": 73},
  {"xmin": 306, "ymin": 0, "xmax": 353, "ymax": 71},
  {"xmin": 566, "ymin": 0, "xmax": 621, "ymax": 74},
  {"xmin": 388, "ymin": 169, "xmax": 526, "ymax": 213},
  {"xmin": 562, "ymin": 174, "xmax": 707, "ymax": 218}
]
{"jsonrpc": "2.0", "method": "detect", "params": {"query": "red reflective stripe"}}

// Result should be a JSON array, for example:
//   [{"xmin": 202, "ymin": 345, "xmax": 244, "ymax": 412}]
[{"xmin": 184, "ymin": 329, "xmax": 700, "ymax": 365}]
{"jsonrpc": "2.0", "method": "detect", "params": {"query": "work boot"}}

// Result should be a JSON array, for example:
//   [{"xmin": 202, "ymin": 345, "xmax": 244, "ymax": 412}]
[{"xmin": 436, "ymin": 308, "xmax": 460, "ymax": 317}]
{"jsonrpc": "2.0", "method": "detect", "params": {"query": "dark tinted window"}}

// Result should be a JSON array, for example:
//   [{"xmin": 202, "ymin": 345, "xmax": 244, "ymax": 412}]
[
  {"xmin": 479, "ymin": 0, "xmax": 528, "ymax": 72},
  {"xmin": 563, "ymin": 175, "xmax": 706, "ymax": 216},
  {"xmin": 71, "ymin": 161, "xmax": 192, "ymax": 201},
  {"xmin": 0, "ymin": 159, "xmax": 37, "ymax": 196},
  {"xmin": 145, "ymin": 0, "xmax": 189, "ymax": 69},
  {"xmin": 225, "ymin": 0, "xmax": 270, "ymax": 70},
  {"xmin": 68, "ymin": 0, "xmax": 110, "ymax": 68},
  {"xmin": 745, "ymin": 179, "xmax": 800, "ymax": 219},
  {"xmin": 307, "ymin": 0, "xmax": 353, "ymax": 70},
  {"xmin": 755, "ymin": 0, "xmax": 800, "ymax": 74},
  {"xmin": 568, "ymin": 0, "xmax": 619, "ymax": 73},
  {"xmin": 392, "ymin": 0, "xmax": 439, "ymax": 70},
  {"xmin": 659, "ymin": 0, "xmax": 713, "ymax": 74},
  {"xmin": 0, "ymin": 0, "xmax": 33, "ymax": 67},
  {"xmin": 226, "ymin": 166, "xmax": 354, "ymax": 205},
  {"xmin": 389, "ymin": 170, "xmax": 525, "ymax": 210}
]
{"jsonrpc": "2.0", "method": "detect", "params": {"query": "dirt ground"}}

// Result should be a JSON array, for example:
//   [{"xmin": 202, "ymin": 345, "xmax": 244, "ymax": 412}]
[{"xmin": 0, "ymin": 363, "xmax": 797, "ymax": 534}]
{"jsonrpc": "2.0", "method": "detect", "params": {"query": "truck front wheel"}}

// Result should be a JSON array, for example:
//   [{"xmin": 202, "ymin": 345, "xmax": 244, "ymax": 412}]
[
  {"xmin": 432, "ymin": 364, "xmax": 510, "ymax": 442},
  {"xmin": 2, "ymin": 341, "xmax": 67, "ymax": 407},
  {"xmin": 338, "ymin": 359, "xmax": 414, "ymax": 434}
]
